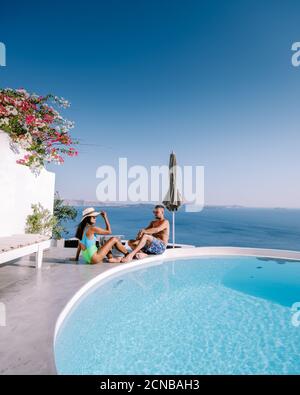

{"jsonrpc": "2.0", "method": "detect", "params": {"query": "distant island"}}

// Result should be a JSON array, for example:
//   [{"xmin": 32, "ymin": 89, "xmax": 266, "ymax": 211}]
[
  {"xmin": 62, "ymin": 200, "xmax": 295, "ymax": 210},
  {"xmin": 63, "ymin": 199, "xmax": 129, "ymax": 207},
  {"xmin": 62, "ymin": 199, "xmax": 156, "ymax": 207}
]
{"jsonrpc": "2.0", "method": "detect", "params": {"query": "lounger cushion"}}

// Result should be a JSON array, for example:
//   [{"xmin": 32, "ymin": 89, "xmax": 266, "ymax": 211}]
[{"xmin": 0, "ymin": 234, "xmax": 50, "ymax": 253}]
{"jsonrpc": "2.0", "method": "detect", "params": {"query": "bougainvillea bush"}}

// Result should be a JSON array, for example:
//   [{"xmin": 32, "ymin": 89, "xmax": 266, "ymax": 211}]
[{"xmin": 0, "ymin": 88, "xmax": 78, "ymax": 170}]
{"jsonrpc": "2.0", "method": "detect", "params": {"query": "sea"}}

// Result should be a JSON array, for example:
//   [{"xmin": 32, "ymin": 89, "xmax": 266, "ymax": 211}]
[{"xmin": 62, "ymin": 205, "xmax": 300, "ymax": 251}]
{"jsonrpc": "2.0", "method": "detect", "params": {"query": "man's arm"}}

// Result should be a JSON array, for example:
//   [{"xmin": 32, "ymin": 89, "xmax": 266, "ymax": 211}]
[
  {"xmin": 142, "ymin": 220, "xmax": 169, "ymax": 235},
  {"xmin": 144, "ymin": 222, "xmax": 154, "ymax": 230},
  {"xmin": 136, "ymin": 222, "xmax": 153, "ymax": 239}
]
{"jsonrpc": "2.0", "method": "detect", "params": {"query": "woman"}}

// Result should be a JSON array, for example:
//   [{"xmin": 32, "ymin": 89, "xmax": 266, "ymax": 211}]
[{"xmin": 72, "ymin": 207, "xmax": 128, "ymax": 264}]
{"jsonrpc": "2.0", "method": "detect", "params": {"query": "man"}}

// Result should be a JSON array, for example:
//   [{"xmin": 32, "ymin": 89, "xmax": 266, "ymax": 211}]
[{"xmin": 122, "ymin": 205, "xmax": 169, "ymax": 262}]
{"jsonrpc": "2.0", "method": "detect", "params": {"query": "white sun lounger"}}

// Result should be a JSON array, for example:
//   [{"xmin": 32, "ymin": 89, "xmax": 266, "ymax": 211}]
[{"xmin": 0, "ymin": 234, "xmax": 51, "ymax": 269}]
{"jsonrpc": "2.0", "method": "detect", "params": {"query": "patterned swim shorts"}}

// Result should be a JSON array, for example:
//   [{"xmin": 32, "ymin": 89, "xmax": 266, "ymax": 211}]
[{"xmin": 142, "ymin": 237, "xmax": 167, "ymax": 255}]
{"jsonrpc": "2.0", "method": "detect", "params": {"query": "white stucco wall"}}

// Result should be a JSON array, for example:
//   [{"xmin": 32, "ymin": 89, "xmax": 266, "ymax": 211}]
[{"xmin": 0, "ymin": 131, "xmax": 55, "ymax": 237}]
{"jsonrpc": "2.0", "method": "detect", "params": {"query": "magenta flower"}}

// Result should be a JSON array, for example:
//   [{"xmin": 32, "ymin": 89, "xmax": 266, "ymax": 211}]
[
  {"xmin": 0, "ymin": 88, "xmax": 78, "ymax": 170},
  {"xmin": 25, "ymin": 115, "xmax": 35, "ymax": 125}
]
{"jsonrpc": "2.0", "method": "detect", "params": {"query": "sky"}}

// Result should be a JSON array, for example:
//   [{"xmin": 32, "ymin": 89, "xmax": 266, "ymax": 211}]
[{"xmin": 1, "ymin": 0, "xmax": 300, "ymax": 207}]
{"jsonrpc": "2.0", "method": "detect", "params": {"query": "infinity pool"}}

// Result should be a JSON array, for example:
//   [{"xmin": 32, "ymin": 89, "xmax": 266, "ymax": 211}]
[{"xmin": 54, "ymin": 256, "xmax": 300, "ymax": 374}]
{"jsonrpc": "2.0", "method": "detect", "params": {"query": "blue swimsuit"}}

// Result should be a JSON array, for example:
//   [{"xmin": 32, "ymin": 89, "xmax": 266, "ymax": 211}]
[{"xmin": 81, "ymin": 226, "xmax": 97, "ymax": 263}]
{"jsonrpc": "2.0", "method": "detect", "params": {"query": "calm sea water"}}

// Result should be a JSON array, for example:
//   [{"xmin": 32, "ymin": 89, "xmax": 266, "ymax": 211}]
[{"xmin": 63, "ymin": 205, "xmax": 300, "ymax": 251}]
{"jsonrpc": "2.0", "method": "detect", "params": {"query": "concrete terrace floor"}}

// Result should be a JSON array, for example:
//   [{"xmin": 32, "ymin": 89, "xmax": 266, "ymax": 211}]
[{"xmin": 0, "ymin": 247, "xmax": 122, "ymax": 375}]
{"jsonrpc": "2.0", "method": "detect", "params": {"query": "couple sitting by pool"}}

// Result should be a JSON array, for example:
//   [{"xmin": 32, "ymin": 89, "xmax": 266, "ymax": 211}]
[{"xmin": 73, "ymin": 205, "xmax": 170, "ymax": 264}]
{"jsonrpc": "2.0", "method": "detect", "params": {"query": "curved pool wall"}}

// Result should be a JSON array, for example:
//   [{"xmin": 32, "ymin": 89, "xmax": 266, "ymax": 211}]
[{"xmin": 54, "ymin": 246, "xmax": 300, "ymax": 373}]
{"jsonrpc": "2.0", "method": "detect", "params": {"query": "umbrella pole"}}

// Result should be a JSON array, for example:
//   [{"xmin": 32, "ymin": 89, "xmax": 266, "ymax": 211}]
[{"xmin": 172, "ymin": 211, "xmax": 175, "ymax": 248}]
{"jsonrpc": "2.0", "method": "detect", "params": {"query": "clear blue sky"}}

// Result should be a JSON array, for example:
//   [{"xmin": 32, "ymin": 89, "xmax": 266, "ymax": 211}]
[{"xmin": 1, "ymin": 0, "xmax": 300, "ymax": 207}]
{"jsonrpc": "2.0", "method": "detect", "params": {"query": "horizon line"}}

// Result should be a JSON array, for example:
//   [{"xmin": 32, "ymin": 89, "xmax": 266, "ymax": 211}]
[{"xmin": 60, "ymin": 199, "xmax": 300, "ymax": 210}]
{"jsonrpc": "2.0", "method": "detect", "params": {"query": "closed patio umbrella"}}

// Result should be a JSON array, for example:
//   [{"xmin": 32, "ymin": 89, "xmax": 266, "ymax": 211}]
[{"xmin": 163, "ymin": 152, "xmax": 182, "ymax": 247}]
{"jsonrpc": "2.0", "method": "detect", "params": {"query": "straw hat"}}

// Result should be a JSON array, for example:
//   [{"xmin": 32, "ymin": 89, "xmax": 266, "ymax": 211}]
[{"xmin": 81, "ymin": 207, "xmax": 100, "ymax": 222}]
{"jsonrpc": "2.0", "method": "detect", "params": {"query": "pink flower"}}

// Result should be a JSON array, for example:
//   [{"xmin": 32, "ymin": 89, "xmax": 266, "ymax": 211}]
[
  {"xmin": 25, "ymin": 115, "xmax": 35, "ymax": 125},
  {"xmin": 1, "ymin": 88, "xmax": 77, "ymax": 170},
  {"xmin": 43, "ymin": 114, "xmax": 54, "ymax": 124}
]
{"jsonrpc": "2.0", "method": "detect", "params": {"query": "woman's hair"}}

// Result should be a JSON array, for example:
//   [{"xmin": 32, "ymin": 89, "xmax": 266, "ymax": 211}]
[{"xmin": 75, "ymin": 216, "xmax": 93, "ymax": 240}]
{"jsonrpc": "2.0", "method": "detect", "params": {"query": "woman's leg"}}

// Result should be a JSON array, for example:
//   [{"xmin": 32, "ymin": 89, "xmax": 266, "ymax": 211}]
[
  {"xmin": 91, "ymin": 237, "xmax": 129, "ymax": 264},
  {"xmin": 106, "ymin": 250, "xmax": 113, "ymax": 259},
  {"xmin": 107, "ymin": 240, "xmax": 129, "ymax": 263},
  {"xmin": 91, "ymin": 237, "xmax": 119, "ymax": 264},
  {"xmin": 114, "ymin": 240, "xmax": 128, "ymax": 255}
]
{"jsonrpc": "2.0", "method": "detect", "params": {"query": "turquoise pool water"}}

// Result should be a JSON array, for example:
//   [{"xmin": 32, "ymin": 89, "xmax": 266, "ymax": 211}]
[{"xmin": 55, "ymin": 256, "xmax": 300, "ymax": 374}]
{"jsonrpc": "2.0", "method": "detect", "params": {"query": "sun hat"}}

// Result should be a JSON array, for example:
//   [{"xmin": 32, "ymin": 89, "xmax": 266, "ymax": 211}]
[{"xmin": 81, "ymin": 207, "xmax": 100, "ymax": 222}]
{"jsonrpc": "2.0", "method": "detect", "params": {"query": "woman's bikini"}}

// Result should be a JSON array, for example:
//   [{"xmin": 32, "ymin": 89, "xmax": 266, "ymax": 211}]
[{"xmin": 80, "ymin": 226, "xmax": 98, "ymax": 264}]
